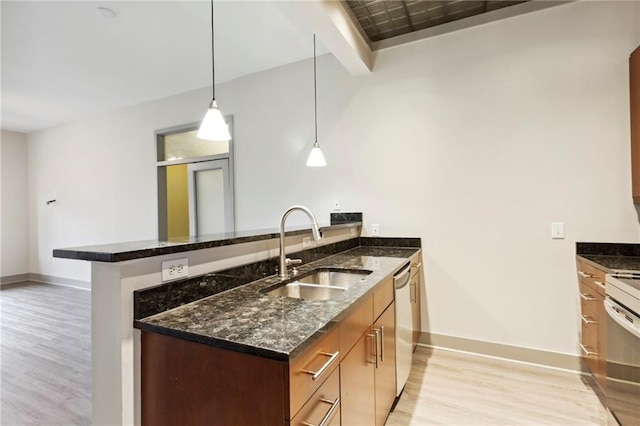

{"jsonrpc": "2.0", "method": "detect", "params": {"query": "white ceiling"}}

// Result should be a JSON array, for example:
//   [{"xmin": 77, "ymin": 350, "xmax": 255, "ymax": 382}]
[
  {"xmin": 1, "ymin": 0, "xmax": 561, "ymax": 134},
  {"xmin": 1, "ymin": 1, "xmax": 330, "ymax": 133}
]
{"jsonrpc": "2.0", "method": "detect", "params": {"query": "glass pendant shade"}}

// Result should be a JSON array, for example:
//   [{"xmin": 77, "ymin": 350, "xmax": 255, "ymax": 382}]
[
  {"xmin": 197, "ymin": 99, "xmax": 230, "ymax": 141},
  {"xmin": 306, "ymin": 141, "xmax": 327, "ymax": 167}
]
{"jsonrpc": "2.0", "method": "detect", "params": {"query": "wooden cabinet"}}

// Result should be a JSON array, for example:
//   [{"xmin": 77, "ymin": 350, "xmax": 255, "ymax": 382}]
[
  {"xmin": 631, "ymin": 45, "xmax": 640, "ymax": 203},
  {"xmin": 410, "ymin": 251, "xmax": 423, "ymax": 350},
  {"xmin": 141, "ymin": 274, "xmax": 401, "ymax": 426},
  {"xmin": 141, "ymin": 322, "xmax": 340, "ymax": 426},
  {"xmin": 341, "ymin": 327, "xmax": 376, "ymax": 426},
  {"xmin": 576, "ymin": 258, "xmax": 607, "ymax": 388},
  {"xmin": 340, "ymin": 275, "xmax": 396, "ymax": 426},
  {"xmin": 374, "ymin": 303, "xmax": 396, "ymax": 426}
]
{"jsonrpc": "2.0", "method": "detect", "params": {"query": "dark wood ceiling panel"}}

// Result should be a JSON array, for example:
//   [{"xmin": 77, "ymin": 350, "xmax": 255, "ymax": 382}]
[{"xmin": 345, "ymin": 0, "xmax": 529, "ymax": 42}]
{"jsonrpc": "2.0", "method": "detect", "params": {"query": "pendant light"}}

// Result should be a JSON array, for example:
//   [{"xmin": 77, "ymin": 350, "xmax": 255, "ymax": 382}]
[
  {"xmin": 197, "ymin": 0, "xmax": 231, "ymax": 141},
  {"xmin": 306, "ymin": 34, "xmax": 327, "ymax": 167}
]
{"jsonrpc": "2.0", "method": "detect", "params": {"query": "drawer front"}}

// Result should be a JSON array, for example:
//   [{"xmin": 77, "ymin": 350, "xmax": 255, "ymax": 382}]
[
  {"xmin": 373, "ymin": 277, "xmax": 394, "ymax": 321},
  {"xmin": 579, "ymin": 282, "xmax": 599, "ymax": 319},
  {"xmin": 340, "ymin": 294, "xmax": 373, "ymax": 359},
  {"xmin": 580, "ymin": 317, "xmax": 599, "ymax": 376},
  {"xmin": 576, "ymin": 260, "xmax": 607, "ymax": 295},
  {"xmin": 290, "ymin": 325, "xmax": 340, "ymax": 419},
  {"xmin": 580, "ymin": 315, "xmax": 599, "ymax": 351},
  {"xmin": 291, "ymin": 367, "xmax": 340, "ymax": 426}
]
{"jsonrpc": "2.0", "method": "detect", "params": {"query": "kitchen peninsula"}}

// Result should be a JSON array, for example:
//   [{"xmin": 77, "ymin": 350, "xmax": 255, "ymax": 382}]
[{"xmin": 53, "ymin": 216, "xmax": 423, "ymax": 426}]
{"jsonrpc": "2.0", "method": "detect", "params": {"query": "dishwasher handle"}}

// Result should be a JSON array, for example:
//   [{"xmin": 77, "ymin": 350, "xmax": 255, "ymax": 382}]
[{"xmin": 394, "ymin": 263, "xmax": 411, "ymax": 290}]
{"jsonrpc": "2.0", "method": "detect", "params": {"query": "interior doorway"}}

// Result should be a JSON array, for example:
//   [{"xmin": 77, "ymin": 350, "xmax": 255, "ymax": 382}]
[{"xmin": 156, "ymin": 119, "xmax": 235, "ymax": 240}]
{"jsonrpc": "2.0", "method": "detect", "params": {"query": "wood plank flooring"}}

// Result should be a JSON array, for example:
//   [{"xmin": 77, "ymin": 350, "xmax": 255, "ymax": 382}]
[
  {"xmin": 387, "ymin": 346, "xmax": 608, "ymax": 426},
  {"xmin": 1, "ymin": 282, "xmax": 91, "ymax": 425},
  {"xmin": 0, "ymin": 282, "xmax": 608, "ymax": 426}
]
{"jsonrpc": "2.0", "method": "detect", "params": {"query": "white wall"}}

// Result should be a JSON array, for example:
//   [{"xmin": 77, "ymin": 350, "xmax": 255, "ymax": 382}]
[
  {"xmin": 27, "ymin": 1, "xmax": 640, "ymax": 356},
  {"xmin": 1, "ymin": 130, "xmax": 29, "ymax": 278}
]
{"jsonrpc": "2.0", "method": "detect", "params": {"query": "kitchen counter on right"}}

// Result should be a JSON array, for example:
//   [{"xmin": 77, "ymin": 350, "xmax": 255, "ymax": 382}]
[{"xmin": 576, "ymin": 242, "xmax": 640, "ymax": 273}]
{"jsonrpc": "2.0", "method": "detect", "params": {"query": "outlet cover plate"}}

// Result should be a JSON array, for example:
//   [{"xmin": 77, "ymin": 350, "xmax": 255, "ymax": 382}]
[{"xmin": 162, "ymin": 258, "xmax": 189, "ymax": 281}]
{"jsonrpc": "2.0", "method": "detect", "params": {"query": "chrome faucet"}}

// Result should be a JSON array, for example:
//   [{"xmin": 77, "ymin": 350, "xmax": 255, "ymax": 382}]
[{"xmin": 279, "ymin": 206, "xmax": 322, "ymax": 278}]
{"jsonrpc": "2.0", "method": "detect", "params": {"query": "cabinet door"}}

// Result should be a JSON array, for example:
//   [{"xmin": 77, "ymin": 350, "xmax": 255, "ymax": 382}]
[
  {"xmin": 375, "ymin": 303, "xmax": 396, "ymax": 426},
  {"xmin": 411, "ymin": 263, "xmax": 422, "ymax": 350},
  {"xmin": 340, "ymin": 329, "xmax": 375, "ymax": 426},
  {"xmin": 631, "ymin": 45, "xmax": 640, "ymax": 203}
]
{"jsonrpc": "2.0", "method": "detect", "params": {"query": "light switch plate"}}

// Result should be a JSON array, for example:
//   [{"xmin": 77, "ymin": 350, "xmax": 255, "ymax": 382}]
[
  {"xmin": 371, "ymin": 223, "xmax": 380, "ymax": 236},
  {"xmin": 551, "ymin": 222, "xmax": 564, "ymax": 239},
  {"xmin": 162, "ymin": 258, "xmax": 189, "ymax": 281}
]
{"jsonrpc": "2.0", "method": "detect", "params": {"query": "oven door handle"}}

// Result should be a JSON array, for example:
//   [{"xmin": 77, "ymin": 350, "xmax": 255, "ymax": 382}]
[{"xmin": 604, "ymin": 298, "xmax": 640, "ymax": 339}]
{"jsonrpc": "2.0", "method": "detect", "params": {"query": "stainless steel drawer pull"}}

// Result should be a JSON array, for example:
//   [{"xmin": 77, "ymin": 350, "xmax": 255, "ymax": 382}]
[
  {"xmin": 301, "ymin": 397, "xmax": 341, "ymax": 426},
  {"xmin": 594, "ymin": 280, "xmax": 605, "ymax": 290},
  {"xmin": 374, "ymin": 326, "xmax": 385, "ymax": 362},
  {"xmin": 578, "ymin": 271, "xmax": 592, "ymax": 278},
  {"xmin": 302, "ymin": 351, "xmax": 339, "ymax": 381},
  {"xmin": 412, "ymin": 262, "xmax": 422, "ymax": 269},
  {"xmin": 580, "ymin": 344, "xmax": 597, "ymax": 356},
  {"xmin": 581, "ymin": 315, "xmax": 597, "ymax": 325},
  {"xmin": 367, "ymin": 332, "xmax": 379, "ymax": 368},
  {"xmin": 579, "ymin": 292, "xmax": 596, "ymax": 301}
]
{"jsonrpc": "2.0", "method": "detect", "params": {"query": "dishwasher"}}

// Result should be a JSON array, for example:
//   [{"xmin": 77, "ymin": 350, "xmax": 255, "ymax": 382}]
[
  {"xmin": 604, "ymin": 274, "xmax": 640, "ymax": 426},
  {"xmin": 394, "ymin": 263, "xmax": 412, "ymax": 396}
]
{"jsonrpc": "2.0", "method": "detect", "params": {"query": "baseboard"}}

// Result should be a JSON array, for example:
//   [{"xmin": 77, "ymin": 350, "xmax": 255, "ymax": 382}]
[
  {"xmin": 0, "ymin": 273, "xmax": 30, "ymax": 285},
  {"xmin": 418, "ymin": 332, "xmax": 587, "ymax": 373},
  {"xmin": 28, "ymin": 273, "xmax": 91, "ymax": 290}
]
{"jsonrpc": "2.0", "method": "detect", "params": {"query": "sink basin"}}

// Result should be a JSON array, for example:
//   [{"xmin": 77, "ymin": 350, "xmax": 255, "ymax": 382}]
[
  {"xmin": 263, "ymin": 268, "xmax": 372, "ymax": 301},
  {"xmin": 296, "ymin": 269, "xmax": 371, "ymax": 288},
  {"xmin": 265, "ymin": 282, "xmax": 345, "ymax": 301}
]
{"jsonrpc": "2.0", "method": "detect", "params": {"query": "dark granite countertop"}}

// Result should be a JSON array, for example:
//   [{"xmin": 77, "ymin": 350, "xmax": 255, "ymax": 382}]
[
  {"xmin": 52, "ymin": 222, "xmax": 361, "ymax": 263},
  {"xmin": 134, "ymin": 246, "xmax": 419, "ymax": 362},
  {"xmin": 576, "ymin": 242, "xmax": 640, "ymax": 273}
]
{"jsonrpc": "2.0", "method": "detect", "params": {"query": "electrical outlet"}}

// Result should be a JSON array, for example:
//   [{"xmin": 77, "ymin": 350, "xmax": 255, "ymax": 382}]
[
  {"xmin": 302, "ymin": 236, "xmax": 313, "ymax": 248},
  {"xmin": 371, "ymin": 223, "xmax": 380, "ymax": 236},
  {"xmin": 349, "ymin": 227, "xmax": 356, "ymax": 237},
  {"xmin": 333, "ymin": 198, "xmax": 341, "ymax": 211},
  {"xmin": 162, "ymin": 258, "xmax": 189, "ymax": 281}
]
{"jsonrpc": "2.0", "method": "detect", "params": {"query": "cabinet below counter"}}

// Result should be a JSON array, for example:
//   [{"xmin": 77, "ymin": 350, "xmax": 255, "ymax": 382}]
[{"xmin": 137, "ymin": 246, "xmax": 423, "ymax": 425}]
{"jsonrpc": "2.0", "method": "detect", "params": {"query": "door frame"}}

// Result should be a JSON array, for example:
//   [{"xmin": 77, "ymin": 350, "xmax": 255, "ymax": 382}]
[
  {"xmin": 155, "ymin": 117, "xmax": 235, "ymax": 240},
  {"xmin": 187, "ymin": 158, "xmax": 234, "ymax": 237}
]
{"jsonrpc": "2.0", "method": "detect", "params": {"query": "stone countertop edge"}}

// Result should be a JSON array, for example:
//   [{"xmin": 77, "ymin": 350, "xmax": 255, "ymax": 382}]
[
  {"xmin": 134, "ymin": 246, "xmax": 419, "ymax": 362},
  {"xmin": 576, "ymin": 254, "xmax": 640, "ymax": 274},
  {"xmin": 52, "ymin": 222, "xmax": 362, "ymax": 263}
]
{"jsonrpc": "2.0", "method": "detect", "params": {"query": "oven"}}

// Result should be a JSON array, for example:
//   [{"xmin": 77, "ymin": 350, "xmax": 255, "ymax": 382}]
[{"xmin": 604, "ymin": 274, "xmax": 640, "ymax": 426}]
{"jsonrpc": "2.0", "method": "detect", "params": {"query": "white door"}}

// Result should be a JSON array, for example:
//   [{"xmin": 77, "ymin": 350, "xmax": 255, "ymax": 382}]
[{"xmin": 187, "ymin": 159, "xmax": 234, "ymax": 237}]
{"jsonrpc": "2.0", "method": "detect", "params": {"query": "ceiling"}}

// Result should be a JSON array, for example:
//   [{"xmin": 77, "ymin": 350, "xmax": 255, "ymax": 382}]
[
  {"xmin": 1, "ymin": 0, "xmax": 562, "ymax": 134},
  {"xmin": 345, "ymin": 0, "xmax": 528, "ymax": 42}
]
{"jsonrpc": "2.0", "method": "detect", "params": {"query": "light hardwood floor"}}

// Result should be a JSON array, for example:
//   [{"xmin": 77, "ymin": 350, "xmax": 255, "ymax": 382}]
[
  {"xmin": 387, "ymin": 346, "xmax": 607, "ymax": 426},
  {"xmin": 1, "ymin": 282, "xmax": 91, "ymax": 425},
  {"xmin": 1, "ymin": 282, "xmax": 607, "ymax": 426}
]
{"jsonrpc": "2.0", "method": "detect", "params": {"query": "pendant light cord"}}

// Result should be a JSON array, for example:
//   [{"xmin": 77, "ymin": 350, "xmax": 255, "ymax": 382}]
[
  {"xmin": 314, "ymin": 34, "xmax": 318, "ymax": 143},
  {"xmin": 210, "ymin": 0, "xmax": 215, "ymax": 100}
]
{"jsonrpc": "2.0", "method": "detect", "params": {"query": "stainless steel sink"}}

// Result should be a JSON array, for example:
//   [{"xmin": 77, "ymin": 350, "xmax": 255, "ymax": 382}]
[
  {"xmin": 263, "ymin": 268, "xmax": 372, "ymax": 301},
  {"xmin": 296, "ymin": 269, "xmax": 371, "ymax": 288},
  {"xmin": 265, "ymin": 282, "xmax": 345, "ymax": 301}
]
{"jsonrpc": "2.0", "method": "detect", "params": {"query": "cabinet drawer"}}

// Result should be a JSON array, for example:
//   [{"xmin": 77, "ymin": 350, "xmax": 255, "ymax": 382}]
[
  {"xmin": 289, "ymin": 325, "xmax": 340, "ymax": 419},
  {"xmin": 291, "ymin": 366, "xmax": 340, "ymax": 426},
  {"xmin": 576, "ymin": 260, "xmax": 607, "ymax": 295},
  {"xmin": 340, "ymin": 294, "xmax": 373, "ymax": 359},
  {"xmin": 580, "ymin": 315, "xmax": 599, "ymax": 350},
  {"xmin": 373, "ymin": 276, "xmax": 394, "ymax": 321},
  {"xmin": 579, "ymin": 282, "xmax": 599, "ymax": 319}
]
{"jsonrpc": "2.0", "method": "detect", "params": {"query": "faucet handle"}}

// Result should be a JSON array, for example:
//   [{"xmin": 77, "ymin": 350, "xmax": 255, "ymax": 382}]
[{"xmin": 286, "ymin": 258, "xmax": 302, "ymax": 266}]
